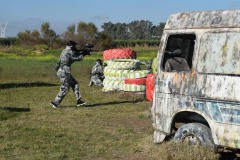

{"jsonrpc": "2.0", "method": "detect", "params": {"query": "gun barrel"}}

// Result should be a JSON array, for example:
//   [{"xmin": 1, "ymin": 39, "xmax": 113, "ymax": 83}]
[{"xmin": 85, "ymin": 43, "xmax": 94, "ymax": 48}]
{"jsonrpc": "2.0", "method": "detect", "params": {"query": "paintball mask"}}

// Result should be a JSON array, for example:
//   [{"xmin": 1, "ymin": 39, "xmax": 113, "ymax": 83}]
[
  {"xmin": 66, "ymin": 40, "xmax": 78, "ymax": 51},
  {"xmin": 96, "ymin": 59, "xmax": 103, "ymax": 65}
]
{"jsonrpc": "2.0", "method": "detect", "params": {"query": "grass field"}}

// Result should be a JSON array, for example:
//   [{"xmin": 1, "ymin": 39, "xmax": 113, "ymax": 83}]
[{"xmin": 0, "ymin": 47, "xmax": 229, "ymax": 159}]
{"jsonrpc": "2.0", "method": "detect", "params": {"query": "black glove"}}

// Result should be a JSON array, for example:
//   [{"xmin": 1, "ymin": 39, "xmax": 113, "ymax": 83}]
[{"xmin": 83, "ymin": 50, "xmax": 91, "ymax": 56}]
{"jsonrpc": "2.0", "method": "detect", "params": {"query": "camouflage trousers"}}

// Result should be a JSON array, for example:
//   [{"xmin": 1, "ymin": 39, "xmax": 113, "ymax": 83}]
[
  {"xmin": 89, "ymin": 74, "xmax": 104, "ymax": 86},
  {"xmin": 52, "ymin": 68, "xmax": 81, "ymax": 105}
]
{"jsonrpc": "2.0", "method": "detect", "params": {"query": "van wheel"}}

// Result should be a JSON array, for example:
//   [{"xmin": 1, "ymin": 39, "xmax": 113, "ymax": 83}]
[{"xmin": 173, "ymin": 123, "xmax": 215, "ymax": 149}]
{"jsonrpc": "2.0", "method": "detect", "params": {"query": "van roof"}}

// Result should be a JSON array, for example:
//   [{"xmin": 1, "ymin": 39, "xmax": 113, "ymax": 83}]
[{"xmin": 165, "ymin": 10, "xmax": 240, "ymax": 29}]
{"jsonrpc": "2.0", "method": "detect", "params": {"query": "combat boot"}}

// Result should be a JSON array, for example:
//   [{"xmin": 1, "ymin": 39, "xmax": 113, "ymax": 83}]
[
  {"xmin": 77, "ymin": 99, "xmax": 87, "ymax": 106},
  {"xmin": 50, "ymin": 101, "xmax": 59, "ymax": 109}
]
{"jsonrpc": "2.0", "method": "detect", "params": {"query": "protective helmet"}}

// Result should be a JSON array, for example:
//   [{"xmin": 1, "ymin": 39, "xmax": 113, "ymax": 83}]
[
  {"xmin": 66, "ymin": 40, "xmax": 78, "ymax": 47},
  {"xmin": 96, "ymin": 59, "xmax": 103, "ymax": 65}
]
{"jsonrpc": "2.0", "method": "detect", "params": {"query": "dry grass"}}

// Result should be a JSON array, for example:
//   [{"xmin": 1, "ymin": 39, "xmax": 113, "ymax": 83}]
[{"xmin": 138, "ymin": 135, "xmax": 220, "ymax": 160}]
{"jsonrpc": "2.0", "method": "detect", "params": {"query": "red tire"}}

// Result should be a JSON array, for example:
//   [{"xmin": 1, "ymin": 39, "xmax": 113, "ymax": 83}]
[
  {"xmin": 124, "ymin": 78, "xmax": 146, "ymax": 85},
  {"xmin": 146, "ymin": 74, "xmax": 155, "ymax": 101},
  {"xmin": 103, "ymin": 48, "xmax": 137, "ymax": 60}
]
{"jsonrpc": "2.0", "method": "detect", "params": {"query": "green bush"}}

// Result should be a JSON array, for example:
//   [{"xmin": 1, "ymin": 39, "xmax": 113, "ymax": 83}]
[{"xmin": 0, "ymin": 37, "xmax": 17, "ymax": 46}]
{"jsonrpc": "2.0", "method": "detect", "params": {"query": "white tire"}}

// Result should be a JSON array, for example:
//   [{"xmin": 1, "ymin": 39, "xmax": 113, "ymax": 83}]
[
  {"xmin": 103, "ymin": 79, "xmax": 123, "ymax": 91},
  {"xmin": 121, "ymin": 84, "xmax": 146, "ymax": 92},
  {"xmin": 102, "ymin": 87, "xmax": 116, "ymax": 92},
  {"xmin": 127, "ymin": 70, "xmax": 150, "ymax": 79},
  {"xmin": 104, "ymin": 76, "xmax": 125, "ymax": 81},
  {"xmin": 106, "ymin": 59, "xmax": 140, "ymax": 70},
  {"xmin": 104, "ymin": 68, "xmax": 130, "ymax": 77}
]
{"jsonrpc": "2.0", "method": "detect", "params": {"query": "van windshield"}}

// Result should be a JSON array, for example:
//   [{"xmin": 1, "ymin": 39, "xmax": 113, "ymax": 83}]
[{"xmin": 198, "ymin": 31, "xmax": 240, "ymax": 75}]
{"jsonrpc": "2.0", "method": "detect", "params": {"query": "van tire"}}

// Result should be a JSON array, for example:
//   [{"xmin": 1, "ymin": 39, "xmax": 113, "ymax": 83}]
[{"xmin": 173, "ymin": 123, "xmax": 215, "ymax": 149}]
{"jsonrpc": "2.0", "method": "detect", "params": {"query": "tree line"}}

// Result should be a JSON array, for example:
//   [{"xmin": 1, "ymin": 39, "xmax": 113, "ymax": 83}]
[
  {"xmin": 1, "ymin": 20, "xmax": 165, "ymax": 50},
  {"xmin": 102, "ymin": 21, "xmax": 165, "ymax": 40}
]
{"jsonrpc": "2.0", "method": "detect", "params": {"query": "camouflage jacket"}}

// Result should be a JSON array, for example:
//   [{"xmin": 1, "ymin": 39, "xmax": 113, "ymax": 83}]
[
  {"xmin": 55, "ymin": 46, "xmax": 83, "ymax": 71},
  {"xmin": 91, "ymin": 63, "xmax": 104, "ymax": 77},
  {"xmin": 59, "ymin": 46, "xmax": 83, "ymax": 67}
]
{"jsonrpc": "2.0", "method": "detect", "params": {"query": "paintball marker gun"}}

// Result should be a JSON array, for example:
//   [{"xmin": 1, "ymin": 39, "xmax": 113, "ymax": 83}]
[{"xmin": 76, "ymin": 43, "xmax": 94, "ymax": 56}]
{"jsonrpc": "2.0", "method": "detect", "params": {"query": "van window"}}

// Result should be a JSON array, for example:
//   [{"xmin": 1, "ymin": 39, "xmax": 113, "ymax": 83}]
[
  {"xmin": 161, "ymin": 34, "xmax": 196, "ymax": 72},
  {"xmin": 198, "ymin": 31, "xmax": 240, "ymax": 75}
]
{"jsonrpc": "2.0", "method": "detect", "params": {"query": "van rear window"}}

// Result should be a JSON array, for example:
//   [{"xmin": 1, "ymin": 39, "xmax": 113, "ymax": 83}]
[{"xmin": 198, "ymin": 31, "xmax": 240, "ymax": 75}]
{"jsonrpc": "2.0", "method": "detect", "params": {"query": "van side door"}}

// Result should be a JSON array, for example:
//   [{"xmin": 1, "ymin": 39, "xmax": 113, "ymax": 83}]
[{"xmin": 154, "ymin": 33, "xmax": 197, "ymax": 133}]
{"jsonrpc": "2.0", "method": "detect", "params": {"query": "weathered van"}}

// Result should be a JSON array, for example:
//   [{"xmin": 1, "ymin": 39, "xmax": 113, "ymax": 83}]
[{"xmin": 151, "ymin": 10, "xmax": 240, "ymax": 150}]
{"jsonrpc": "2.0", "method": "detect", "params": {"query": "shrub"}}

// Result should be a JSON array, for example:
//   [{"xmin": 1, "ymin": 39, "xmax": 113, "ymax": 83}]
[{"xmin": 0, "ymin": 37, "xmax": 17, "ymax": 46}]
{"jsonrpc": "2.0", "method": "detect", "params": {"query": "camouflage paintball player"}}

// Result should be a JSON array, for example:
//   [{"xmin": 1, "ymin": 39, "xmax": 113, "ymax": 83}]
[
  {"xmin": 89, "ymin": 59, "xmax": 105, "ymax": 87},
  {"xmin": 50, "ymin": 40, "xmax": 91, "ymax": 108}
]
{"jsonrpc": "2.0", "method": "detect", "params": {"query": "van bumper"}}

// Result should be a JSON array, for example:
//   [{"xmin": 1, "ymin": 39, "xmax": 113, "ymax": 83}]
[{"xmin": 153, "ymin": 130, "xmax": 167, "ymax": 144}]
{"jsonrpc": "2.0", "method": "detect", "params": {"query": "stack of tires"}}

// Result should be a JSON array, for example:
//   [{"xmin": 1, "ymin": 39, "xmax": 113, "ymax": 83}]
[
  {"xmin": 120, "ymin": 70, "xmax": 150, "ymax": 93},
  {"xmin": 151, "ymin": 57, "xmax": 158, "ymax": 75},
  {"xmin": 145, "ymin": 57, "xmax": 157, "ymax": 101},
  {"xmin": 102, "ymin": 49, "xmax": 139, "ymax": 92},
  {"xmin": 146, "ymin": 74, "xmax": 156, "ymax": 101}
]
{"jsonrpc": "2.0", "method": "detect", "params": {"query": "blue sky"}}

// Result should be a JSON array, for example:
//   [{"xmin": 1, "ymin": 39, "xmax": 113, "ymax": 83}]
[{"xmin": 1, "ymin": 0, "xmax": 240, "ymax": 37}]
